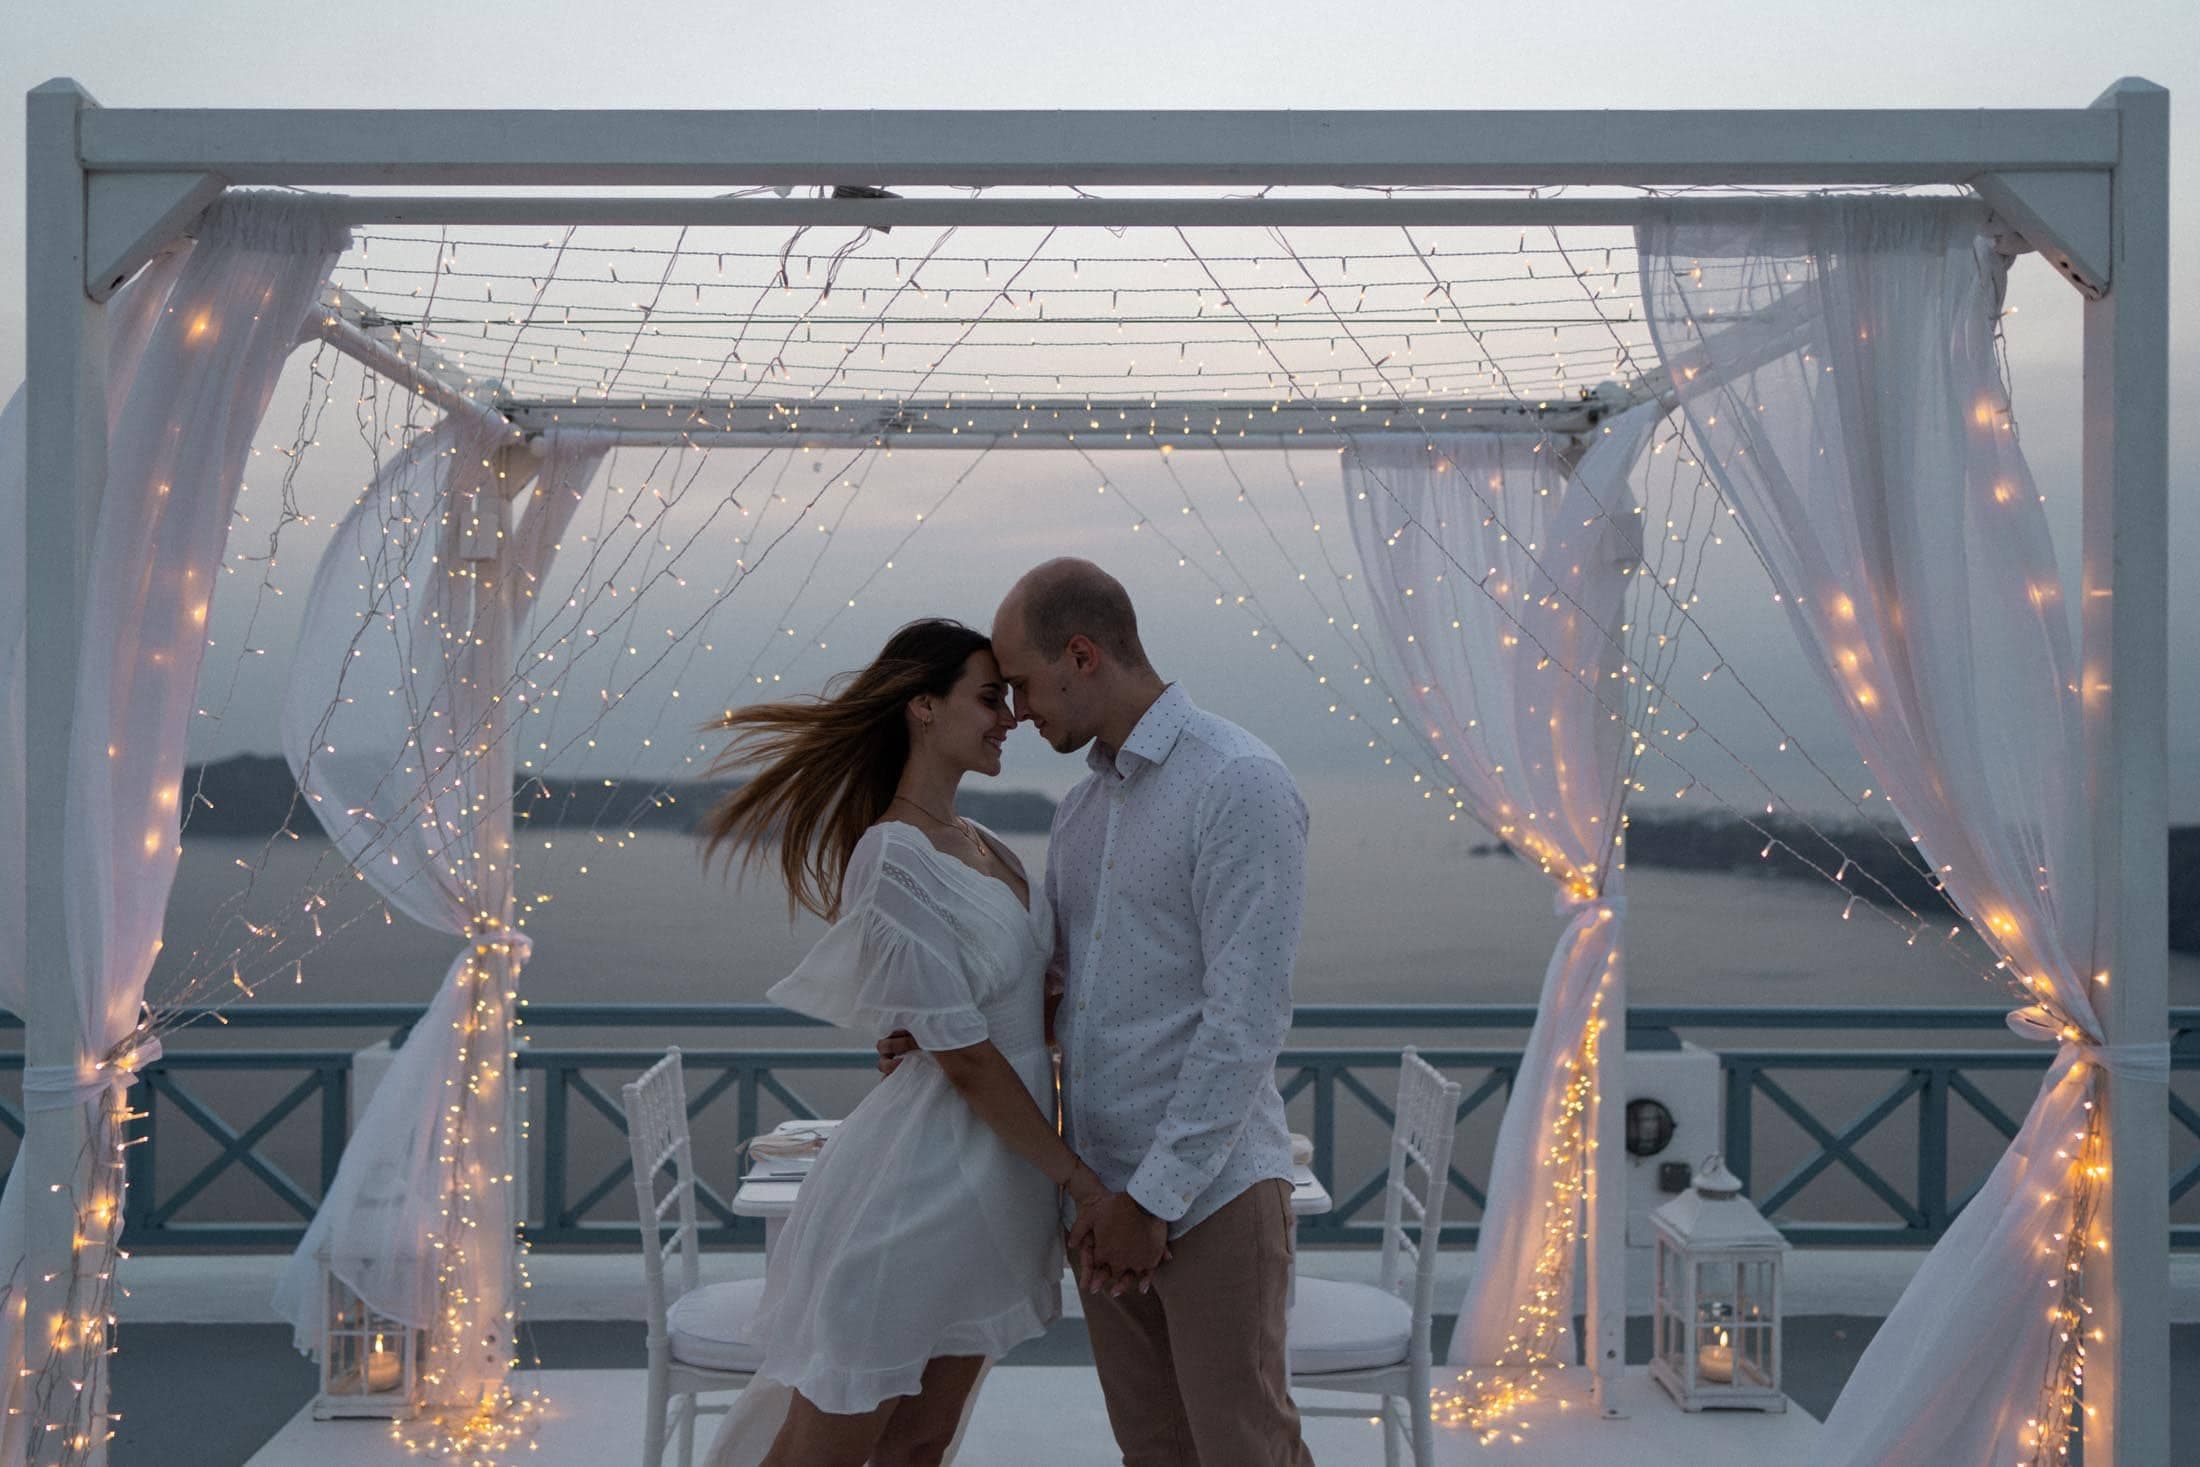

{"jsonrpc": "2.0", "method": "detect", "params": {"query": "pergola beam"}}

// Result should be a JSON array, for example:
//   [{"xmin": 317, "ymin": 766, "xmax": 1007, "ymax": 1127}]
[
  {"xmin": 75, "ymin": 106, "xmax": 2119, "ymax": 188},
  {"xmin": 306, "ymin": 287, "xmax": 514, "ymax": 430},
  {"xmin": 288, "ymin": 195, "xmax": 1928, "ymax": 231},
  {"xmin": 498, "ymin": 394, "xmax": 1617, "ymax": 447}
]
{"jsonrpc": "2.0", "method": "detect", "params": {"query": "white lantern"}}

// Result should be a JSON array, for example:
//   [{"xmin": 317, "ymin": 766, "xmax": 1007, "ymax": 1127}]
[
  {"xmin": 312, "ymin": 1247, "xmax": 423, "ymax": 1420},
  {"xmin": 1649, "ymin": 1155, "xmax": 1788, "ymax": 1412}
]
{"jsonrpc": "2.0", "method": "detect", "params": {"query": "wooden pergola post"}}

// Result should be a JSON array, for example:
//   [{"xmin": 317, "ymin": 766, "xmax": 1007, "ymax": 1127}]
[
  {"xmin": 22, "ymin": 78, "xmax": 111, "ymax": 1466},
  {"xmin": 2081, "ymin": 77, "xmax": 2172, "ymax": 1467}
]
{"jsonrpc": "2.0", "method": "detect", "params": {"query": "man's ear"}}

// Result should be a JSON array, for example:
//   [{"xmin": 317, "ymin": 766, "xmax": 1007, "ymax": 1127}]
[{"xmin": 1066, "ymin": 633, "xmax": 1102, "ymax": 675}]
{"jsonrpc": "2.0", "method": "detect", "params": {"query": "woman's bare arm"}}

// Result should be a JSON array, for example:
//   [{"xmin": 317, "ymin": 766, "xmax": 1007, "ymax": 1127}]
[{"xmin": 930, "ymin": 1040, "xmax": 1104, "ymax": 1208}]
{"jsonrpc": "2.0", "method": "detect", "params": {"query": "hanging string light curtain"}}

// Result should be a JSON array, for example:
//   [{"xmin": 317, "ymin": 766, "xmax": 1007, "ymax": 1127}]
[
  {"xmin": 0, "ymin": 191, "xmax": 349, "ymax": 1458},
  {"xmin": 272, "ymin": 419, "xmax": 611, "ymax": 1430},
  {"xmin": 1341, "ymin": 405, "xmax": 1657, "ymax": 1412},
  {"xmin": 1639, "ymin": 196, "xmax": 2165, "ymax": 1467},
  {"xmin": 0, "ymin": 257, "xmax": 178, "ymax": 1460}
]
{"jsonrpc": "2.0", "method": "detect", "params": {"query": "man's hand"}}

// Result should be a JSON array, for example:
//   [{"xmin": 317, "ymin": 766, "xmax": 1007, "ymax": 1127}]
[
  {"xmin": 875, "ymin": 1030, "xmax": 918, "ymax": 1077},
  {"xmin": 1067, "ymin": 1190, "xmax": 1169, "ymax": 1296}
]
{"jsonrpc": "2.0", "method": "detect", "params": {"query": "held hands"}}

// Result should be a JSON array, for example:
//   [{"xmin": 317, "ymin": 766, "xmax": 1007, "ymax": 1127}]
[
  {"xmin": 875, "ymin": 1029, "xmax": 918, "ymax": 1077},
  {"xmin": 884, "ymin": 1029, "xmax": 1166, "ymax": 1292},
  {"xmin": 1067, "ymin": 1189, "xmax": 1170, "ymax": 1297}
]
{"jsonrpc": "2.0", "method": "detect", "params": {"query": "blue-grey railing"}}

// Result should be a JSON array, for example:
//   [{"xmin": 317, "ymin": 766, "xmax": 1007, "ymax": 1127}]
[{"xmin": 0, "ymin": 1004, "xmax": 2193, "ymax": 1251}]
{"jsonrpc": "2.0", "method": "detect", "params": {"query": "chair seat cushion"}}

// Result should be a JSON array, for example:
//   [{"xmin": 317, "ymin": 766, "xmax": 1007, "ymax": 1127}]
[
  {"xmin": 667, "ymin": 1278, "xmax": 767, "ymax": 1373},
  {"xmin": 1287, "ymin": 1276, "xmax": 1413, "ymax": 1375}
]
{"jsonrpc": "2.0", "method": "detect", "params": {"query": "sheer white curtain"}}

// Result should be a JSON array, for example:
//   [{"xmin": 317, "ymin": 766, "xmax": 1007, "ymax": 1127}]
[
  {"xmin": 1639, "ymin": 197, "xmax": 2161, "ymax": 1465},
  {"xmin": 1343, "ymin": 406, "xmax": 1656, "ymax": 1373},
  {"xmin": 0, "ymin": 191, "xmax": 347, "ymax": 1451},
  {"xmin": 272, "ymin": 420, "xmax": 610, "ymax": 1408}
]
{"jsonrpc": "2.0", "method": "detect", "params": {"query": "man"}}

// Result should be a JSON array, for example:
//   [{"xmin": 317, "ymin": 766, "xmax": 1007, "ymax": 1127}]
[{"xmin": 885, "ymin": 558, "xmax": 1314, "ymax": 1465}]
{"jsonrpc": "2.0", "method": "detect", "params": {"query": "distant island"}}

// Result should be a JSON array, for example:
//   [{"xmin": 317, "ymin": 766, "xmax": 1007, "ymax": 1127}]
[
  {"xmin": 178, "ymin": 754, "xmax": 2200, "ymax": 954},
  {"xmin": 176, "ymin": 754, "xmax": 1058, "ymax": 840}
]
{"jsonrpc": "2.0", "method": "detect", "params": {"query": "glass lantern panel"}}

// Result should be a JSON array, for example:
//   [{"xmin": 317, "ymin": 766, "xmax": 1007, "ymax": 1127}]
[
  {"xmin": 1739, "ymin": 1258, "xmax": 1777, "ymax": 1317},
  {"xmin": 1694, "ymin": 1257, "xmax": 1738, "ymax": 1313},
  {"xmin": 327, "ymin": 1330, "xmax": 364, "ymax": 1396},
  {"xmin": 1738, "ymin": 1318, "xmax": 1776, "ymax": 1388}
]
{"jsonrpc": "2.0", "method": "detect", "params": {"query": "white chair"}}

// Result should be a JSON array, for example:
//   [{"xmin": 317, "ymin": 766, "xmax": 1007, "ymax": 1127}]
[
  {"xmin": 625, "ymin": 1047, "xmax": 766, "ymax": 1467},
  {"xmin": 1289, "ymin": 1047, "xmax": 1462, "ymax": 1467}
]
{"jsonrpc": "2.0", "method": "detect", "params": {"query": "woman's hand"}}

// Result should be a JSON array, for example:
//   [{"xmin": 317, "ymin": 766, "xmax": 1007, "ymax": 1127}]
[
  {"xmin": 875, "ymin": 1029, "xmax": 918, "ymax": 1076},
  {"xmin": 1064, "ymin": 1160, "xmax": 1108, "ymax": 1212}
]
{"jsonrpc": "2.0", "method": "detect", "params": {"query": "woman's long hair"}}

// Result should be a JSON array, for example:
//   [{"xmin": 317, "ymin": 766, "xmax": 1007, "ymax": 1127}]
[{"xmin": 700, "ymin": 618, "xmax": 993, "ymax": 920}]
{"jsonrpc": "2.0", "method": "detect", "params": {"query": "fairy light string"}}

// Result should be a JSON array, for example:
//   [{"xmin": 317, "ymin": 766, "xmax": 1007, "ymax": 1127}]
[
  {"xmin": 189, "ymin": 221, "xmax": 2024, "ymax": 1055},
  {"xmin": 174, "ymin": 223, "xmax": 2015, "ymax": 1073}
]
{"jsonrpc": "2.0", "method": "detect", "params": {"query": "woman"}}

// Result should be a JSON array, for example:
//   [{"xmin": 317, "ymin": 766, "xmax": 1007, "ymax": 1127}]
[{"xmin": 699, "ymin": 619, "xmax": 1104, "ymax": 1467}]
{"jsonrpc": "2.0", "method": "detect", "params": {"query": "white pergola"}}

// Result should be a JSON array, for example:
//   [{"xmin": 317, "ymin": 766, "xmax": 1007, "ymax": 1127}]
[{"xmin": 20, "ymin": 79, "xmax": 2169, "ymax": 1463}]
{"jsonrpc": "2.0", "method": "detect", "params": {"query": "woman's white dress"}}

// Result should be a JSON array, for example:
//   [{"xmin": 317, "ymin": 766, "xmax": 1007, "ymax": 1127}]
[{"xmin": 704, "ymin": 820, "xmax": 1061, "ymax": 1460}]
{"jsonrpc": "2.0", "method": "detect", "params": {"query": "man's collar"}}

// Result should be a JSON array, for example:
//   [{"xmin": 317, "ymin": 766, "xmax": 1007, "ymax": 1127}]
[{"xmin": 1087, "ymin": 684, "xmax": 1191, "ymax": 779}]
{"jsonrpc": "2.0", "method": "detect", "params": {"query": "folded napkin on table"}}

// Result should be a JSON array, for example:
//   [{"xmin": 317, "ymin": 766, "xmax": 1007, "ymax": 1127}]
[{"xmin": 744, "ymin": 1120, "xmax": 842, "ymax": 1163}]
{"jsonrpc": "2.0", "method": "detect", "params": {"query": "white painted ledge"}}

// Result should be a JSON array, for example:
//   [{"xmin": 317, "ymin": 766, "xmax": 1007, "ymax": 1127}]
[{"xmin": 116, "ymin": 1246, "xmax": 2200, "ymax": 1325}]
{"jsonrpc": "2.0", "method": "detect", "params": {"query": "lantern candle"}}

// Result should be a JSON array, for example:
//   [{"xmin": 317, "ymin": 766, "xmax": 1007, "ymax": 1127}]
[
  {"xmin": 1697, "ymin": 1327, "xmax": 1735, "ymax": 1384},
  {"xmin": 367, "ymin": 1334, "xmax": 402, "ymax": 1393}
]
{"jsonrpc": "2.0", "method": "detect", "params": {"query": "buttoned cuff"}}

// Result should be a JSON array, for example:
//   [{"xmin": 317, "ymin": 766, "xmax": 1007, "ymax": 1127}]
[{"xmin": 1125, "ymin": 1150, "xmax": 1202, "ymax": 1223}]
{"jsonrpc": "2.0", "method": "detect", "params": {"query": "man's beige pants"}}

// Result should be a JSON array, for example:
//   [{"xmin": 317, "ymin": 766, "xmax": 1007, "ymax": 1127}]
[{"xmin": 1080, "ymin": 1178, "xmax": 1315, "ymax": 1466}]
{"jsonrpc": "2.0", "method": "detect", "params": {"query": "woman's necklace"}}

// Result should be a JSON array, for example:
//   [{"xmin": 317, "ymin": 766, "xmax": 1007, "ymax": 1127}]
[
  {"xmin": 890, "ymin": 795, "xmax": 1024, "ymax": 901},
  {"xmin": 889, "ymin": 793, "xmax": 982, "ymax": 853}
]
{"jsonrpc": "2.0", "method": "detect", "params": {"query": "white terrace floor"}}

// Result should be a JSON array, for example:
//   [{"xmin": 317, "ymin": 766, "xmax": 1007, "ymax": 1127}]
[
  {"xmin": 245, "ymin": 1364, "xmax": 1820, "ymax": 1467},
  {"xmin": 212, "ymin": 1247, "xmax": 1868, "ymax": 1467},
  {"xmin": 127, "ymin": 1248, "xmax": 2195, "ymax": 1466}
]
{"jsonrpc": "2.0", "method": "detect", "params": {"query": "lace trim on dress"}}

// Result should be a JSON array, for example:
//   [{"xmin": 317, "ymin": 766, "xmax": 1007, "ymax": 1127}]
[{"xmin": 878, "ymin": 858, "xmax": 988, "ymax": 957}]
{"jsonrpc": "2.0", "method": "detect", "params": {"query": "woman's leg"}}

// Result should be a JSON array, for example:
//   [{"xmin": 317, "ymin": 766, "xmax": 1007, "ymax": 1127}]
[
  {"xmin": 871, "ymin": 1356, "xmax": 989, "ymax": 1467},
  {"xmin": 757, "ymin": 1389, "xmax": 897, "ymax": 1467}
]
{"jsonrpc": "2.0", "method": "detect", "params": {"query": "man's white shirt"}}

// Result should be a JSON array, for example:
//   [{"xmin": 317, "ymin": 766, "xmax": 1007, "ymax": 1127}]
[{"xmin": 1048, "ymin": 684, "xmax": 1307, "ymax": 1237}]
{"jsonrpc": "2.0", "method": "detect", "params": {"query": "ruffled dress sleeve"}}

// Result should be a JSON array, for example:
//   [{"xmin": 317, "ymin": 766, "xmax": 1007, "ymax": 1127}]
[{"xmin": 765, "ymin": 826, "xmax": 990, "ymax": 1052}]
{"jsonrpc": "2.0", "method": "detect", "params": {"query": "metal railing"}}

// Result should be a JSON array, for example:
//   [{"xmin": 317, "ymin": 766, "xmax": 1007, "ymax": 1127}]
[{"xmin": 0, "ymin": 1004, "xmax": 2192, "ymax": 1251}]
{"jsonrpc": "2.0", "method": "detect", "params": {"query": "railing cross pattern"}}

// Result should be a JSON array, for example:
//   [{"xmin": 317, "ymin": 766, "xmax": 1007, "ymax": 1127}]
[
  {"xmin": 139, "ymin": 1068, "xmax": 324, "ymax": 1223},
  {"xmin": 1750, "ymin": 1069, "xmax": 1929, "ymax": 1228},
  {"xmin": 3, "ymin": 1005, "xmax": 2190, "ymax": 1249},
  {"xmin": 2166, "ymin": 1091, "xmax": 2200, "ymax": 1203}
]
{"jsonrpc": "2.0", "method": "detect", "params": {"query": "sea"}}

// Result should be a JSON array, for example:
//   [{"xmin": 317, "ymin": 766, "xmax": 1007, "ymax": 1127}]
[{"xmin": 105, "ymin": 775, "xmax": 2200, "ymax": 1236}]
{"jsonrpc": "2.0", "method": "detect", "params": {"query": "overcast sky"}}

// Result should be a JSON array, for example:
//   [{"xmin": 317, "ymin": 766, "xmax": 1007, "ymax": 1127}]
[{"xmin": 3, "ymin": 1, "xmax": 2196, "ymax": 822}]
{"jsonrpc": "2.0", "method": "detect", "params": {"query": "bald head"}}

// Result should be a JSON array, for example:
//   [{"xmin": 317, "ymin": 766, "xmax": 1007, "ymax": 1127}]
[{"xmin": 998, "ymin": 557, "xmax": 1151, "ymax": 673}]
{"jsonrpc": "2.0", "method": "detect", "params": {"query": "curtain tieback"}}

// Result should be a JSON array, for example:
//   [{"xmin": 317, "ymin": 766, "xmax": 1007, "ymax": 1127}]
[
  {"xmin": 22, "ymin": 1037, "xmax": 165, "ymax": 1114},
  {"xmin": 465, "ymin": 930, "xmax": 534, "ymax": 966},
  {"xmin": 1553, "ymin": 889, "xmax": 1626, "ymax": 920},
  {"xmin": 2005, "ymin": 1004, "xmax": 2171, "ymax": 1084}
]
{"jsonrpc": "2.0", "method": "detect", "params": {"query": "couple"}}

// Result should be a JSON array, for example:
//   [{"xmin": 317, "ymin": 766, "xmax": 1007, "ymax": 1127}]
[{"xmin": 700, "ymin": 559, "xmax": 1316, "ymax": 1467}]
